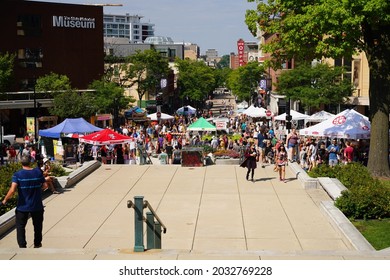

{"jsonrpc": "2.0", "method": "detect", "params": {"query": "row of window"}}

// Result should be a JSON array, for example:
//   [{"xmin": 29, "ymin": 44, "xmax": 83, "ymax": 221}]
[{"xmin": 103, "ymin": 24, "xmax": 130, "ymax": 29}]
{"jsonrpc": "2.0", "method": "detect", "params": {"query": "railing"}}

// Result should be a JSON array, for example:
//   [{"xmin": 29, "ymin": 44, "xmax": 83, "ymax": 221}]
[{"xmin": 127, "ymin": 196, "xmax": 167, "ymax": 252}]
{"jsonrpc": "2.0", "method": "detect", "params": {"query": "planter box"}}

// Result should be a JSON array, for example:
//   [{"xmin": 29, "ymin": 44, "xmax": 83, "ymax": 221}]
[{"xmin": 181, "ymin": 148, "xmax": 203, "ymax": 167}]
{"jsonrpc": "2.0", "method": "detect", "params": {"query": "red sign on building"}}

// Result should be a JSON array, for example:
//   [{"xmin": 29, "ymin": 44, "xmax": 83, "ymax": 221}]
[{"xmin": 237, "ymin": 39, "xmax": 246, "ymax": 67}]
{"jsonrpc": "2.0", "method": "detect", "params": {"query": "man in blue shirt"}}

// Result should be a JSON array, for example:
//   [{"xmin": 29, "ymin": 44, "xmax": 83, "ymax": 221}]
[
  {"xmin": 257, "ymin": 128, "xmax": 267, "ymax": 168},
  {"xmin": 1, "ymin": 156, "xmax": 46, "ymax": 248},
  {"xmin": 327, "ymin": 139, "xmax": 340, "ymax": 167}
]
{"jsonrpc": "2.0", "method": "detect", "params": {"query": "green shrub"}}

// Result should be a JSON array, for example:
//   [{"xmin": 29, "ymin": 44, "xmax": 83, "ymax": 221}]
[
  {"xmin": 335, "ymin": 180, "xmax": 390, "ymax": 219},
  {"xmin": 308, "ymin": 164, "xmax": 339, "ymax": 178},
  {"xmin": 0, "ymin": 161, "xmax": 67, "ymax": 216},
  {"xmin": 309, "ymin": 162, "xmax": 374, "ymax": 189},
  {"xmin": 310, "ymin": 162, "xmax": 390, "ymax": 219},
  {"xmin": 335, "ymin": 163, "xmax": 375, "ymax": 189},
  {"xmin": 48, "ymin": 161, "xmax": 67, "ymax": 177},
  {"xmin": 0, "ymin": 163, "xmax": 21, "ymax": 215}
]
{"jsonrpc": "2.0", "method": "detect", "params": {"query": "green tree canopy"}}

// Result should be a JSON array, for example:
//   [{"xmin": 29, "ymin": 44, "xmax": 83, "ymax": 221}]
[
  {"xmin": 89, "ymin": 79, "xmax": 134, "ymax": 116},
  {"xmin": 123, "ymin": 49, "xmax": 170, "ymax": 102},
  {"xmin": 35, "ymin": 73, "xmax": 96, "ymax": 119},
  {"xmin": 216, "ymin": 55, "xmax": 230, "ymax": 69},
  {"xmin": 35, "ymin": 72, "xmax": 72, "ymax": 97},
  {"xmin": 0, "ymin": 52, "xmax": 15, "ymax": 94},
  {"xmin": 175, "ymin": 58, "xmax": 215, "ymax": 102},
  {"xmin": 246, "ymin": 0, "xmax": 390, "ymax": 176},
  {"xmin": 213, "ymin": 67, "xmax": 232, "ymax": 89},
  {"xmin": 226, "ymin": 61, "xmax": 265, "ymax": 102},
  {"xmin": 49, "ymin": 90, "xmax": 97, "ymax": 119},
  {"xmin": 277, "ymin": 63, "xmax": 353, "ymax": 110}
]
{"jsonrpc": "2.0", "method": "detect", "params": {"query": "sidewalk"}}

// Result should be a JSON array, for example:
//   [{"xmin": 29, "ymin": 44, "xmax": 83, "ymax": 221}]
[{"xmin": 1, "ymin": 162, "xmax": 389, "ymax": 260}]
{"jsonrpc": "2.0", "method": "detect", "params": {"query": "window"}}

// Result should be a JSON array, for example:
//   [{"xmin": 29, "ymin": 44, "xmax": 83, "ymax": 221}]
[
  {"xmin": 18, "ymin": 48, "xmax": 43, "ymax": 68},
  {"xmin": 17, "ymin": 15, "xmax": 42, "ymax": 36}
]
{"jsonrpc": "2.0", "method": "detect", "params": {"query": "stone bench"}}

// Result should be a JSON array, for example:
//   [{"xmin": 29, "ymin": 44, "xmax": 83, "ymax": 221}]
[
  {"xmin": 318, "ymin": 177, "xmax": 347, "ymax": 200},
  {"xmin": 288, "ymin": 162, "xmax": 318, "ymax": 189},
  {"xmin": 56, "ymin": 160, "xmax": 101, "ymax": 188}
]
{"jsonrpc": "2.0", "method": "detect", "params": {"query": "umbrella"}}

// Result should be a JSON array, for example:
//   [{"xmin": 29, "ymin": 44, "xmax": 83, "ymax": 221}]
[
  {"xmin": 176, "ymin": 105, "xmax": 197, "ymax": 115},
  {"xmin": 147, "ymin": 112, "xmax": 174, "ymax": 121},
  {"xmin": 299, "ymin": 109, "xmax": 371, "ymax": 139},
  {"xmin": 187, "ymin": 117, "xmax": 216, "ymax": 131},
  {"xmin": 79, "ymin": 128, "xmax": 132, "ymax": 145}
]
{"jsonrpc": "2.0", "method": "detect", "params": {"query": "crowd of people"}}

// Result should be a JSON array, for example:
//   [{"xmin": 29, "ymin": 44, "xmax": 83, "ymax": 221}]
[{"xmin": 69, "ymin": 110, "xmax": 373, "ymax": 176}]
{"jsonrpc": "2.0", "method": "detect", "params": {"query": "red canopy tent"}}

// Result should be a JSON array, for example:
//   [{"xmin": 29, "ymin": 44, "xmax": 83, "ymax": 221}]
[{"xmin": 79, "ymin": 128, "xmax": 132, "ymax": 145}]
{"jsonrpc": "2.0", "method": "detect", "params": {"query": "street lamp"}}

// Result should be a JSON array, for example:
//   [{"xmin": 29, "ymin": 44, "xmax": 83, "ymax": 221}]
[{"xmin": 33, "ymin": 79, "xmax": 38, "ymax": 143}]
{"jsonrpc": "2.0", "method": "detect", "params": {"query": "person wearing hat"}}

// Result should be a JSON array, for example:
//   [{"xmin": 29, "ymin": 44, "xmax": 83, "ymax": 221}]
[{"xmin": 1, "ymin": 155, "xmax": 46, "ymax": 248}]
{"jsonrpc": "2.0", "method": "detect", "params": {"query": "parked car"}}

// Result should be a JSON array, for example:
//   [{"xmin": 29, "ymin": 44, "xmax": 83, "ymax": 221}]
[{"xmin": 1, "ymin": 134, "xmax": 16, "ymax": 146}]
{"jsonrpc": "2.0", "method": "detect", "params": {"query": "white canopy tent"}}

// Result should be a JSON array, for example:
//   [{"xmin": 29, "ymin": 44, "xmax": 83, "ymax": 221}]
[
  {"xmin": 147, "ymin": 112, "xmax": 175, "ymax": 121},
  {"xmin": 236, "ymin": 100, "xmax": 249, "ymax": 109},
  {"xmin": 274, "ymin": 110, "xmax": 310, "ymax": 121},
  {"xmin": 299, "ymin": 109, "xmax": 371, "ymax": 139},
  {"xmin": 241, "ymin": 105, "xmax": 269, "ymax": 118},
  {"xmin": 306, "ymin": 110, "xmax": 335, "ymax": 123}
]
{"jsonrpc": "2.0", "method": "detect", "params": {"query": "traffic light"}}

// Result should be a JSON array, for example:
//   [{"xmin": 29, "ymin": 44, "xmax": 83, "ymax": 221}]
[{"xmin": 156, "ymin": 93, "xmax": 163, "ymax": 106}]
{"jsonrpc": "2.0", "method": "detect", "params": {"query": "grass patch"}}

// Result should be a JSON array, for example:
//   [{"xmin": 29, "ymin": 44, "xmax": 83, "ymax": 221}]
[
  {"xmin": 352, "ymin": 218, "xmax": 390, "ymax": 250},
  {"xmin": 350, "ymin": 178, "xmax": 390, "ymax": 250}
]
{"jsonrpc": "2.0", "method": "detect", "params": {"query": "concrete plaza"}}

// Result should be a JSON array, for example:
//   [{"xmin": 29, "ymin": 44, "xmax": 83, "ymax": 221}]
[{"xmin": 1, "ymin": 161, "xmax": 389, "ymax": 260}]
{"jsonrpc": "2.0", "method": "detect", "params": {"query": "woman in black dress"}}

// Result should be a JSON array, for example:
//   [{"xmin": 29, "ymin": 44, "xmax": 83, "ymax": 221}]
[{"xmin": 240, "ymin": 142, "xmax": 258, "ymax": 181}]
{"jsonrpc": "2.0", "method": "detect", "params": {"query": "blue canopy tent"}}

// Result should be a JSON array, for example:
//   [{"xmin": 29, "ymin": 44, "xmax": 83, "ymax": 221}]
[
  {"xmin": 124, "ymin": 106, "xmax": 145, "ymax": 119},
  {"xmin": 39, "ymin": 118, "xmax": 102, "ymax": 138}
]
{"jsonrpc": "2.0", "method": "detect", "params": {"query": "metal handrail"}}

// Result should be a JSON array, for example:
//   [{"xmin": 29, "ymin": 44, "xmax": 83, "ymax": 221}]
[
  {"xmin": 127, "ymin": 199, "xmax": 167, "ymax": 234},
  {"xmin": 143, "ymin": 200, "xmax": 167, "ymax": 234}
]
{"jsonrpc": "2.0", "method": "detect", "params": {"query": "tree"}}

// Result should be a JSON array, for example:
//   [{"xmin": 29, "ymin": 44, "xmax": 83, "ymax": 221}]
[
  {"xmin": 217, "ymin": 55, "xmax": 230, "ymax": 69},
  {"xmin": 226, "ymin": 62, "xmax": 265, "ymax": 102},
  {"xmin": 49, "ymin": 90, "xmax": 97, "ymax": 119},
  {"xmin": 123, "ymin": 49, "xmax": 170, "ymax": 102},
  {"xmin": 175, "ymin": 58, "xmax": 215, "ymax": 102},
  {"xmin": 89, "ymin": 79, "xmax": 134, "ymax": 117},
  {"xmin": 35, "ymin": 73, "xmax": 96, "ymax": 119},
  {"xmin": 0, "ymin": 52, "xmax": 15, "ymax": 94},
  {"xmin": 214, "ymin": 67, "xmax": 232, "ymax": 89},
  {"xmin": 35, "ymin": 72, "xmax": 72, "ymax": 98},
  {"xmin": 277, "ymin": 63, "xmax": 353, "ymax": 110},
  {"xmin": 246, "ymin": 0, "xmax": 390, "ymax": 177}
]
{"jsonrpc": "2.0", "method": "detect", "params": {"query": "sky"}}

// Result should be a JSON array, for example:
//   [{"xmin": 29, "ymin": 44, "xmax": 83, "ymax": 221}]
[{"xmin": 33, "ymin": 0, "xmax": 258, "ymax": 55}]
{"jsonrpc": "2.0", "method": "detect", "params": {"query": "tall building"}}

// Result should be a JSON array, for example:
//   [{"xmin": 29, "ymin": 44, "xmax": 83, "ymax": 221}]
[
  {"xmin": 184, "ymin": 43, "xmax": 200, "ymax": 60},
  {"xmin": 230, "ymin": 39, "xmax": 259, "ymax": 69},
  {"xmin": 103, "ymin": 13, "xmax": 154, "ymax": 43},
  {"xmin": 0, "ymin": 0, "xmax": 104, "ymax": 135}
]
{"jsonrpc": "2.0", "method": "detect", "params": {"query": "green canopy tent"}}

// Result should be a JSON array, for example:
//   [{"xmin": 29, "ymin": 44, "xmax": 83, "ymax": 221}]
[{"xmin": 187, "ymin": 117, "xmax": 217, "ymax": 131}]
